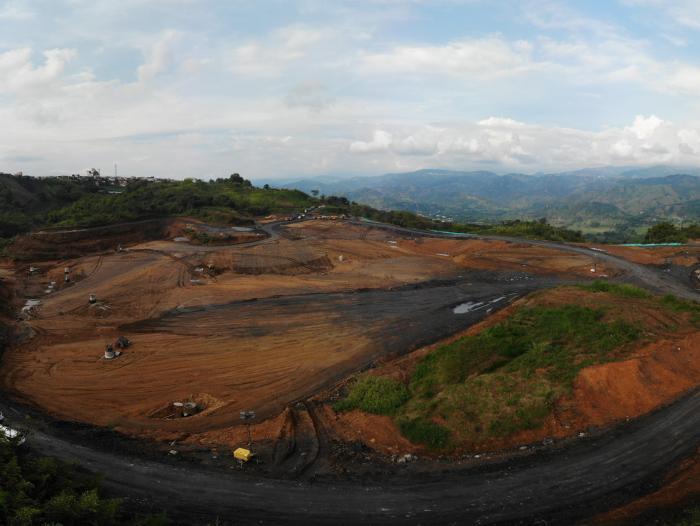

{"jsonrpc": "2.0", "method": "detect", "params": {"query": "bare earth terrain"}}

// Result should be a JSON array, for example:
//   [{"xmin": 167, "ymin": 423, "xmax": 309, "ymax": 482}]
[{"xmin": 1, "ymin": 218, "xmax": 699, "ymax": 524}]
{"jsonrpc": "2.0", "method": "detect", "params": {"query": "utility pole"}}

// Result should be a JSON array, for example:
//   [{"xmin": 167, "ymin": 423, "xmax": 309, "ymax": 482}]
[{"xmin": 240, "ymin": 410, "xmax": 256, "ymax": 447}]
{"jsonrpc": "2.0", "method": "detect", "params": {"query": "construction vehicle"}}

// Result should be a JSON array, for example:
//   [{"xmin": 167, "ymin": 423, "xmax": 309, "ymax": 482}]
[
  {"xmin": 233, "ymin": 447, "xmax": 255, "ymax": 463},
  {"xmin": 104, "ymin": 344, "xmax": 121, "ymax": 360},
  {"xmin": 89, "ymin": 294, "xmax": 97, "ymax": 304},
  {"xmin": 115, "ymin": 336, "xmax": 131, "ymax": 349}
]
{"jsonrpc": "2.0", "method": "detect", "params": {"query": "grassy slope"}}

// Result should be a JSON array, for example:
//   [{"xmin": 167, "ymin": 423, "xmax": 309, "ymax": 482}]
[{"xmin": 336, "ymin": 283, "xmax": 700, "ymax": 451}]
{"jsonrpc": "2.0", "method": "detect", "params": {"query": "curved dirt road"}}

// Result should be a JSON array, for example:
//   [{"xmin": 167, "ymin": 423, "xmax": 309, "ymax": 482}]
[
  {"xmin": 352, "ymin": 218, "xmax": 700, "ymax": 301},
  {"xmin": 3, "ymin": 387, "xmax": 698, "ymax": 525},
  {"xmin": 2, "ymin": 218, "xmax": 700, "ymax": 525}
]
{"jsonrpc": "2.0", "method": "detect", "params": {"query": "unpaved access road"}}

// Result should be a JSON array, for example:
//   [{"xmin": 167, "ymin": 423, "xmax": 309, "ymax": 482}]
[
  {"xmin": 2, "ymin": 218, "xmax": 700, "ymax": 525},
  {"xmin": 2, "ymin": 387, "xmax": 698, "ymax": 525},
  {"xmin": 351, "ymin": 219, "xmax": 700, "ymax": 301}
]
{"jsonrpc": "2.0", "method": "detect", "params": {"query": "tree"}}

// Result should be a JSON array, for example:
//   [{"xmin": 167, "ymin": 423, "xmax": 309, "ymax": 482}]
[
  {"xmin": 311, "ymin": 189, "xmax": 319, "ymax": 197},
  {"xmin": 644, "ymin": 222, "xmax": 684, "ymax": 243},
  {"xmin": 228, "ymin": 173, "xmax": 251, "ymax": 187}
]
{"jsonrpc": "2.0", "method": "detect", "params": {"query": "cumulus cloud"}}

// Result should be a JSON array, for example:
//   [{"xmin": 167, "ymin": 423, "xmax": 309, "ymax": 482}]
[
  {"xmin": 350, "ymin": 130, "xmax": 393, "ymax": 153},
  {"xmin": 626, "ymin": 115, "xmax": 665, "ymax": 140},
  {"xmin": 0, "ymin": 48, "xmax": 76, "ymax": 94},
  {"xmin": 346, "ymin": 115, "xmax": 700, "ymax": 170}
]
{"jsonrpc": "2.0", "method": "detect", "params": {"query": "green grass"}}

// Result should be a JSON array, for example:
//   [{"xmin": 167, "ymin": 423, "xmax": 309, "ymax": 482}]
[
  {"xmin": 659, "ymin": 294, "xmax": 700, "ymax": 313},
  {"xmin": 400, "ymin": 304, "xmax": 641, "ymax": 448},
  {"xmin": 412, "ymin": 305, "xmax": 640, "ymax": 389},
  {"xmin": 333, "ymin": 288, "xmax": 700, "ymax": 451},
  {"xmin": 334, "ymin": 376, "xmax": 409, "ymax": 416},
  {"xmin": 577, "ymin": 280, "xmax": 652, "ymax": 299},
  {"xmin": 659, "ymin": 294, "xmax": 700, "ymax": 325},
  {"xmin": 398, "ymin": 418, "xmax": 450, "ymax": 449},
  {"xmin": 334, "ymin": 301, "xmax": 643, "ymax": 450}
]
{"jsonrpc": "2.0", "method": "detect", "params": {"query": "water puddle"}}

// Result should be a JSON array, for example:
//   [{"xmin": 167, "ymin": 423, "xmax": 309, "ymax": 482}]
[
  {"xmin": 454, "ymin": 295, "xmax": 512, "ymax": 314},
  {"xmin": 453, "ymin": 301, "xmax": 485, "ymax": 314}
]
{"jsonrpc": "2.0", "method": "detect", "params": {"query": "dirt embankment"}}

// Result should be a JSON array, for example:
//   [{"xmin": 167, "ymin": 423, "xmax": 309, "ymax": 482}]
[
  {"xmin": 326, "ymin": 287, "xmax": 700, "ymax": 456},
  {"xmin": 10, "ymin": 219, "xmax": 175, "ymax": 260},
  {"xmin": 8, "ymin": 219, "xmax": 698, "ymax": 470},
  {"xmin": 590, "ymin": 243, "xmax": 700, "ymax": 267},
  {"xmin": 591, "ymin": 447, "xmax": 700, "ymax": 525},
  {"xmin": 0, "ymin": 266, "xmax": 15, "ymax": 357},
  {"xmin": 8, "ymin": 217, "xmax": 267, "ymax": 260}
]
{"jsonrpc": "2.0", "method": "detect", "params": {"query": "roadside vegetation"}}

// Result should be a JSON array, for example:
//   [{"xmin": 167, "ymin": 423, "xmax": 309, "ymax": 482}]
[
  {"xmin": 455, "ymin": 218, "xmax": 585, "ymax": 243},
  {"xmin": 645, "ymin": 221, "xmax": 700, "ymax": 243},
  {"xmin": 335, "ymin": 285, "xmax": 698, "ymax": 451},
  {"xmin": 0, "ymin": 439, "xmax": 168, "ymax": 526}
]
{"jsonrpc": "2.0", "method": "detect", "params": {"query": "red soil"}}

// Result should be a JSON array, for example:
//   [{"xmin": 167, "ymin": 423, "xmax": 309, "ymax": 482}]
[{"xmin": 331, "ymin": 288, "xmax": 700, "ymax": 456}]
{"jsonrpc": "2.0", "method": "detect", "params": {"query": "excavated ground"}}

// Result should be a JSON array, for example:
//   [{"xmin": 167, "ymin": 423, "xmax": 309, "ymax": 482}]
[
  {"xmin": 0, "ymin": 222, "xmax": 698, "ymax": 467},
  {"xmin": 1, "ymin": 220, "xmax": 700, "ymax": 522},
  {"xmin": 326, "ymin": 287, "xmax": 700, "ymax": 458},
  {"xmin": 588, "ymin": 242, "xmax": 700, "ymax": 267},
  {"xmin": 1, "ymin": 220, "xmax": 603, "ymax": 445}
]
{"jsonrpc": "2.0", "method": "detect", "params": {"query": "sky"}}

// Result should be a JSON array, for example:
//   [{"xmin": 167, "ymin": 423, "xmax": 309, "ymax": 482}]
[{"xmin": 3, "ymin": 0, "xmax": 700, "ymax": 180}]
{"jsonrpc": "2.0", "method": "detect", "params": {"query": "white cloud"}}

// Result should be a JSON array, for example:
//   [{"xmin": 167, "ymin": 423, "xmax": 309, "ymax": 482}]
[
  {"xmin": 345, "ymin": 115, "xmax": 700, "ymax": 171},
  {"xmin": 624, "ymin": 0, "xmax": 700, "ymax": 29},
  {"xmin": 0, "ymin": 0, "xmax": 34, "ymax": 20},
  {"xmin": 350, "ymin": 130, "xmax": 393, "ymax": 153},
  {"xmin": 0, "ymin": 48, "xmax": 76, "ymax": 93},
  {"xmin": 3, "ymin": 2, "xmax": 700, "ymax": 179},
  {"xmin": 625, "ymin": 115, "xmax": 665, "ymax": 140},
  {"xmin": 229, "ymin": 25, "xmax": 335, "ymax": 77},
  {"xmin": 137, "ymin": 30, "xmax": 182, "ymax": 82},
  {"xmin": 359, "ymin": 37, "xmax": 541, "ymax": 80}
]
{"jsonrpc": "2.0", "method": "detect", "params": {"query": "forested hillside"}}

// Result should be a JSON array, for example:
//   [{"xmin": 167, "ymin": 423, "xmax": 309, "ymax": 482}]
[
  {"xmin": 274, "ymin": 168, "xmax": 700, "ymax": 241},
  {"xmin": 0, "ymin": 173, "xmax": 313, "ymax": 240}
]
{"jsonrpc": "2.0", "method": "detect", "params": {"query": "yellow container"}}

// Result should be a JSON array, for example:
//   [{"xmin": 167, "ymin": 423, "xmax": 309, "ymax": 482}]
[{"xmin": 233, "ymin": 447, "xmax": 254, "ymax": 462}]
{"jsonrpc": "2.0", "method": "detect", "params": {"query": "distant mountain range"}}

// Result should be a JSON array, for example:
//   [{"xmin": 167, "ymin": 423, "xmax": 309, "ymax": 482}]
[{"xmin": 264, "ymin": 166, "xmax": 700, "ymax": 240}]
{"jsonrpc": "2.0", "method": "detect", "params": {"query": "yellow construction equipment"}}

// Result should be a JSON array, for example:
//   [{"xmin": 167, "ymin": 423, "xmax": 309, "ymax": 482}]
[{"xmin": 233, "ymin": 447, "xmax": 254, "ymax": 462}]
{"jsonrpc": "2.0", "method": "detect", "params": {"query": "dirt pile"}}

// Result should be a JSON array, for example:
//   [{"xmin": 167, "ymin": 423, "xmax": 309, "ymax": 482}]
[
  {"xmin": 329, "ymin": 286, "xmax": 700, "ymax": 455},
  {"xmin": 10, "ymin": 219, "xmax": 173, "ymax": 260},
  {"xmin": 203, "ymin": 240, "xmax": 332, "ymax": 275}
]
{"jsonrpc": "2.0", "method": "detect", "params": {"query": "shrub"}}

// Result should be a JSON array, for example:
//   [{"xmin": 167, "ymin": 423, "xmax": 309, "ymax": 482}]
[
  {"xmin": 334, "ymin": 376, "xmax": 409, "ymax": 416},
  {"xmin": 577, "ymin": 281, "xmax": 651, "ymax": 299},
  {"xmin": 398, "ymin": 418, "xmax": 450, "ymax": 449}
]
